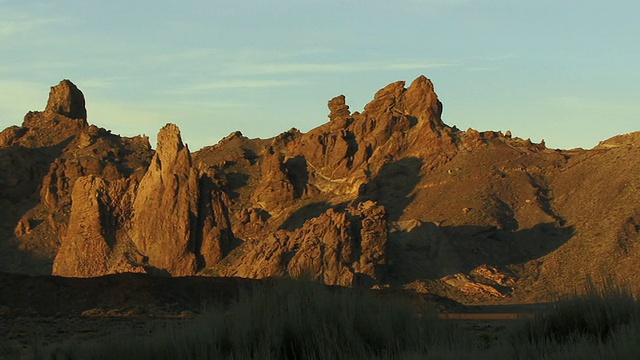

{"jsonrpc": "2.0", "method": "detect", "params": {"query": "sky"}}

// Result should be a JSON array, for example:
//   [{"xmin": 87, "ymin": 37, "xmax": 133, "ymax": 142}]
[{"xmin": 1, "ymin": 0, "xmax": 638, "ymax": 151}]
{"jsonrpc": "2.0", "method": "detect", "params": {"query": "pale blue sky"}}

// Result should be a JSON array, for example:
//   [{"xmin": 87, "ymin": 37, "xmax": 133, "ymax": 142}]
[{"xmin": 1, "ymin": 0, "xmax": 638, "ymax": 150}]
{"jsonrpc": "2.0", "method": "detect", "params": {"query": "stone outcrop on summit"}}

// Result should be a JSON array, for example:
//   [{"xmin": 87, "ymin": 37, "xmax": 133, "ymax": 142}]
[
  {"xmin": 1, "ymin": 77, "xmax": 639, "ymax": 303},
  {"xmin": 45, "ymin": 79, "xmax": 87, "ymax": 121}
]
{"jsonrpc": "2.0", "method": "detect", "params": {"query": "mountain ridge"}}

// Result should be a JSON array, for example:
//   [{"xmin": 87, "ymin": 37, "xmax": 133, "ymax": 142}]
[{"xmin": 1, "ymin": 77, "xmax": 638, "ymax": 303}]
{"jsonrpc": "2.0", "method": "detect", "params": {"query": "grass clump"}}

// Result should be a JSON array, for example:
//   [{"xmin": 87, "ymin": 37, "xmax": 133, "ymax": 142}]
[
  {"xmin": 508, "ymin": 278, "xmax": 640, "ymax": 359},
  {"xmin": 34, "ymin": 278, "xmax": 467, "ymax": 360},
  {"xmin": 29, "ymin": 277, "xmax": 640, "ymax": 359}
]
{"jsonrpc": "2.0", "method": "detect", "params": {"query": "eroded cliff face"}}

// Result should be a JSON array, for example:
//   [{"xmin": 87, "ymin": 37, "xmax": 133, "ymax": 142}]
[
  {"xmin": 0, "ymin": 80, "xmax": 152, "ymax": 274},
  {"xmin": 52, "ymin": 176, "xmax": 145, "ymax": 277},
  {"xmin": 286, "ymin": 201, "xmax": 388, "ymax": 287},
  {"xmin": 2, "ymin": 77, "xmax": 639, "ymax": 303},
  {"xmin": 52, "ymin": 124, "xmax": 236, "ymax": 277},
  {"xmin": 219, "ymin": 200, "xmax": 387, "ymax": 287}
]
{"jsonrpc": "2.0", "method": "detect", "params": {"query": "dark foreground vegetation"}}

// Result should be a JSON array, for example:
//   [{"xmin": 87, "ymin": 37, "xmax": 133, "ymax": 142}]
[{"xmin": 18, "ymin": 278, "xmax": 640, "ymax": 360}]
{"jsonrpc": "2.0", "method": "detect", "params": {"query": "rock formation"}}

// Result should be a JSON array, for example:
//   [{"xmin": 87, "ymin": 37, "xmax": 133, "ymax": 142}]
[
  {"xmin": 45, "ymin": 79, "xmax": 87, "ymax": 120},
  {"xmin": 1, "ymin": 77, "xmax": 639, "ymax": 304},
  {"xmin": 131, "ymin": 124, "xmax": 200, "ymax": 276},
  {"xmin": 50, "ymin": 124, "xmax": 236, "ymax": 277},
  {"xmin": 53, "ymin": 176, "xmax": 111, "ymax": 276},
  {"xmin": 286, "ymin": 201, "xmax": 388, "ymax": 286},
  {"xmin": 0, "ymin": 80, "xmax": 153, "ymax": 274},
  {"xmin": 221, "ymin": 200, "xmax": 387, "ymax": 287}
]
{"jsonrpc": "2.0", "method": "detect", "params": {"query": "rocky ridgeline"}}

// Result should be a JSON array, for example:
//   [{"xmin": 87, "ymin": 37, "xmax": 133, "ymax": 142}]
[{"xmin": 1, "ymin": 78, "xmax": 638, "ymax": 303}]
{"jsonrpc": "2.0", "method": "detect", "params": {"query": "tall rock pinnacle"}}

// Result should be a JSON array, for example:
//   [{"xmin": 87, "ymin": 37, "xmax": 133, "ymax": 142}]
[
  {"xmin": 45, "ymin": 79, "xmax": 87, "ymax": 120},
  {"xmin": 132, "ymin": 123, "xmax": 199, "ymax": 276},
  {"xmin": 404, "ymin": 75, "xmax": 443, "ymax": 125}
]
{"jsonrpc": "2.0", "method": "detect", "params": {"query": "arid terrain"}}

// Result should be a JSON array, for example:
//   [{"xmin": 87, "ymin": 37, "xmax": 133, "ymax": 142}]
[
  {"xmin": 1, "ymin": 77, "xmax": 639, "ymax": 358},
  {"xmin": 0, "ymin": 272, "xmax": 466, "ymax": 355}
]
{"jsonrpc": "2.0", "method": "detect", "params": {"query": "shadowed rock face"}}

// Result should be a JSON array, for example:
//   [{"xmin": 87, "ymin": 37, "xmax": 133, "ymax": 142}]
[{"xmin": 2, "ymin": 77, "xmax": 639, "ymax": 303}]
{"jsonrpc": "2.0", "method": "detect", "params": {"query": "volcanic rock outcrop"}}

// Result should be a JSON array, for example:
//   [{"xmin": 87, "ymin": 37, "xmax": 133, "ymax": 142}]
[
  {"xmin": 220, "ymin": 200, "xmax": 387, "ymax": 287},
  {"xmin": 0, "ymin": 80, "xmax": 152, "ymax": 274},
  {"xmin": 45, "ymin": 79, "xmax": 87, "ymax": 120},
  {"xmin": 53, "ymin": 124, "xmax": 236, "ymax": 277},
  {"xmin": 1, "ymin": 77, "xmax": 639, "ymax": 303},
  {"xmin": 131, "ymin": 124, "xmax": 200, "ymax": 276},
  {"xmin": 52, "ymin": 176, "xmax": 140, "ymax": 277}
]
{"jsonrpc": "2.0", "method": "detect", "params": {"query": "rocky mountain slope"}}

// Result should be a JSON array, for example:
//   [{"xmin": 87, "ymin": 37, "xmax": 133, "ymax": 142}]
[{"xmin": 1, "ymin": 77, "xmax": 638, "ymax": 303}]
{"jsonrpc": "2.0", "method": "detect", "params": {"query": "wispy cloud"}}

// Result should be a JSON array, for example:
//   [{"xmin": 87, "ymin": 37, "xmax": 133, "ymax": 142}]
[
  {"xmin": 78, "ymin": 77, "xmax": 131, "ymax": 90},
  {"xmin": 149, "ymin": 47, "xmax": 331, "ymax": 65},
  {"xmin": 138, "ymin": 44, "xmax": 456, "ymax": 86},
  {"xmin": 87, "ymin": 98, "xmax": 249, "ymax": 150},
  {"xmin": 465, "ymin": 66, "xmax": 501, "ymax": 72},
  {"xmin": 0, "ymin": 5, "xmax": 64, "ymax": 38},
  {"xmin": 88, "ymin": 100, "xmax": 181, "ymax": 131},
  {"xmin": 0, "ymin": 17, "xmax": 62, "ymax": 37},
  {"xmin": 155, "ymin": 59, "xmax": 453, "ymax": 96},
  {"xmin": 0, "ymin": 80, "xmax": 49, "ymax": 124},
  {"xmin": 0, "ymin": 79, "xmax": 63, "ymax": 133},
  {"xmin": 389, "ymin": 62, "xmax": 457, "ymax": 70},
  {"xmin": 543, "ymin": 95, "xmax": 640, "ymax": 115},
  {"xmin": 150, "ymin": 48, "xmax": 225, "ymax": 64},
  {"xmin": 171, "ymin": 79, "xmax": 300, "ymax": 94},
  {"xmin": 235, "ymin": 61, "xmax": 454, "ymax": 75},
  {"xmin": 0, "ymin": 61, "xmax": 76, "ymax": 75}
]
